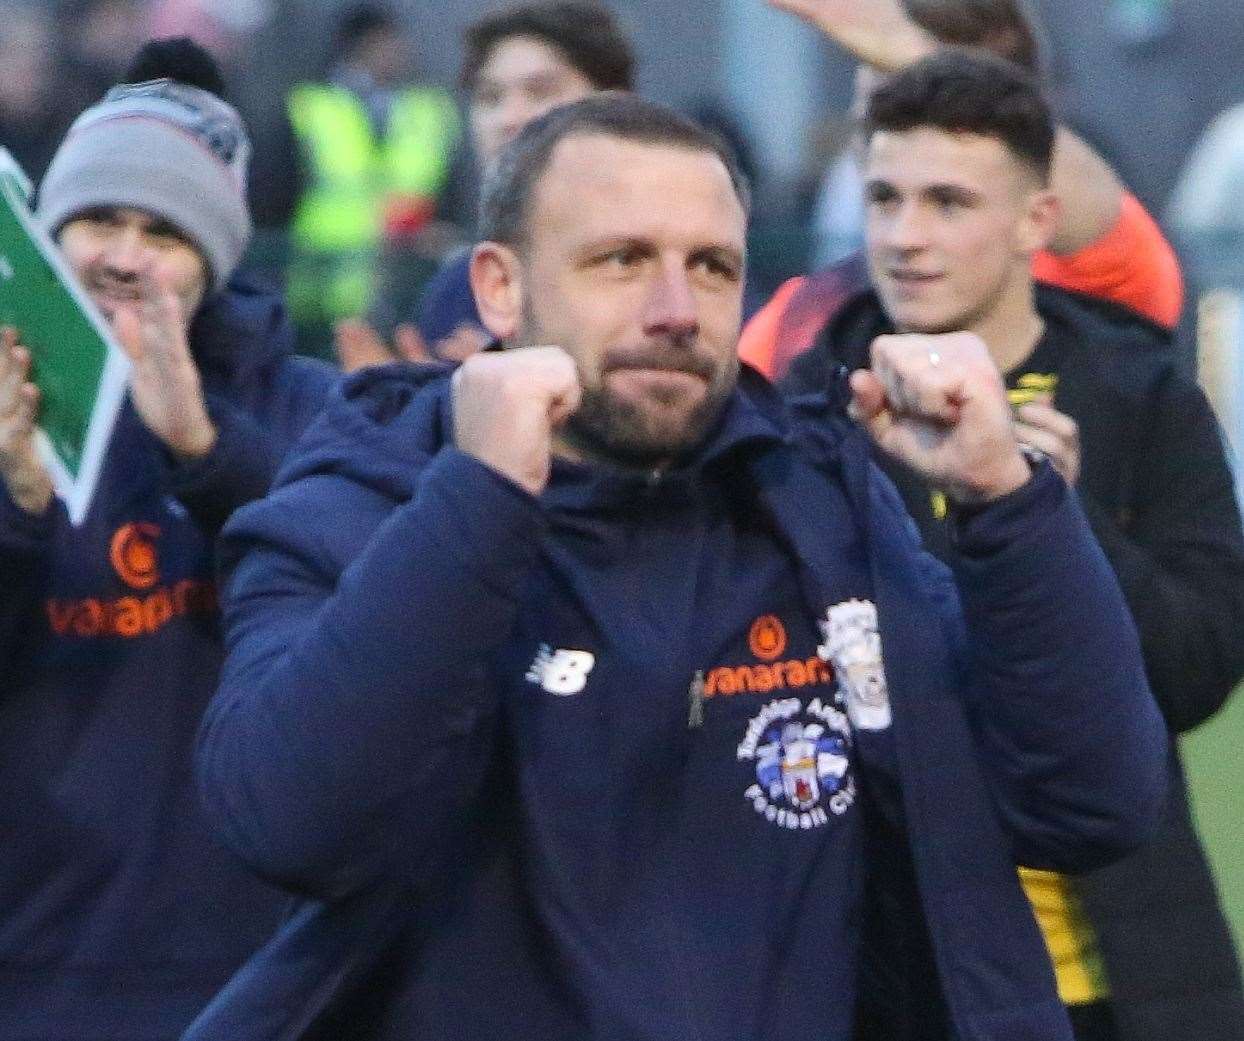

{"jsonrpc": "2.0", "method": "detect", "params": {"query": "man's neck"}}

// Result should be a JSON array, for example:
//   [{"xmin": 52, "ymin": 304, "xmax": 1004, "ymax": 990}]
[{"xmin": 964, "ymin": 281, "xmax": 1045, "ymax": 376}]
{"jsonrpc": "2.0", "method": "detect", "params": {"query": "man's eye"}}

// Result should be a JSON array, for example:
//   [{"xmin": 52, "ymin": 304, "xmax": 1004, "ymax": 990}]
[
  {"xmin": 147, "ymin": 228, "xmax": 189, "ymax": 249},
  {"xmin": 696, "ymin": 256, "xmax": 739, "ymax": 281},
  {"xmin": 525, "ymin": 74, "xmax": 577, "ymax": 102},
  {"xmin": 602, "ymin": 248, "xmax": 643, "ymax": 268},
  {"xmin": 525, "ymin": 83, "xmax": 559, "ymax": 103},
  {"xmin": 932, "ymin": 194, "xmax": 969, "ymax": 213}
]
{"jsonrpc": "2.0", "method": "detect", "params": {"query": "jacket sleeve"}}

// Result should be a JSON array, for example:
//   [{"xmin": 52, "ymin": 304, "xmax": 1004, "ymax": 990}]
[
  {"xmin": 196, "ymin": 447, "xmax": 547, "ymax": 899},
  {"xmin": 1079, "ymin": 372, "xmax": 1244, "ymax": 733},
  {"xmin": 0, "ymin": 486, "xmax": 56, "ymax": 682},
  {"xmin": 162, "ymin": 395, "xmax": 281, "ymax": 539},
  {"xmin": 164, "ymin": 359, "xmax": 337, "ymax": 540},
  {"xmin": 940, "ymin": 464, "xmax": 1168, "ymax": 871}
]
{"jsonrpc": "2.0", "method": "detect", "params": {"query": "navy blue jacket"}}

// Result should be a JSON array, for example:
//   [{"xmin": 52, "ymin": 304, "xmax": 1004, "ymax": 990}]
[
  {"xmin": 0, "ymin": 279, "xmax": 337, "ymax": 1039},
  {"xmin": 189, "ymin": 365, "xmax": 1167, "ymax": 1041}
]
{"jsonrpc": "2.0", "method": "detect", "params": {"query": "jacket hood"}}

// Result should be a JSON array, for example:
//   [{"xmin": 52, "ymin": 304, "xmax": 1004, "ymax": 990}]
[
  {"xmin": 189, "ymin": 275, "xmax": 299, "ymax": 390},
  {"xmin": 271, "ymin": 361, "xmax": 457, "ymax": 502}
]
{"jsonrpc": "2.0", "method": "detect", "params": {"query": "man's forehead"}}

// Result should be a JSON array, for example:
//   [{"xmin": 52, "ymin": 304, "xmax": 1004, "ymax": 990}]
[
  {"xmin": 866, "ymin": 126, "xmax": 1021, "ymax": 185},
  {"xmin": 528, "ymin": 133, "xmax": 746, "ymax": 242},
  {"xmin": 77, "ymin": 205, "xmax": 174, "ymax": 229},
  {"xmin": 479, "ymin": 35, "xmax": 576, "ymax": 81}
]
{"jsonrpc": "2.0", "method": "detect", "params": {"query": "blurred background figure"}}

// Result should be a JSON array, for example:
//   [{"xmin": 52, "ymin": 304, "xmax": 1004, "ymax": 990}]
[
  {"xmin": 284, "ymin": 2, "xmax": 460, "ymax": 356},
  {"xmin": 59, "ymin": 0, "xmax": 150, "ymax": 114},
  {"xmin": 336, "ymin": 0, "xmax": 636, "ymax": 371},
  {"xmin": 0, "ymin": 37, "xmax": 335, "ymax": 1041},
  {"xmin": 1169, "ymin": 102, "xmax": 1244, "ymax": 246},
  {"xmin": 0, "ymin": 2, "xmax": 72, "ymax": 183},
  {"xmin": 148, "ymin": 0, "xmax": 278, "ymax": 63}
]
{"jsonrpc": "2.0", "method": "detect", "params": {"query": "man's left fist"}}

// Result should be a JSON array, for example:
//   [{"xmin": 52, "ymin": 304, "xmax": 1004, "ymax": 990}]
[{"xmin": 849, "ymin": 331, "xmax": 1032, "ymax": 505}]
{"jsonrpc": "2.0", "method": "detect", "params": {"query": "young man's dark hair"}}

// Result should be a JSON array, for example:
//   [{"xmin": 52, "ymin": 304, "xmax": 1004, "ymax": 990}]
[
  {"xmin": 864, "ymin": 49, "xmax": 1055, "ymax": 181},
  {"xmin": 903, "ymin": 0, "xmax": 1044, "ymax": 74},
  {"xmin": 461, "ymin": 0, "xmax": 635, "ymax": 94},
  {"xmin": 478, "ymin": 92, "xmax": 750, "ymax": 247},
  {"xmin": 335, "ymin": 2, "xmax": 401, "ymax": 55}
]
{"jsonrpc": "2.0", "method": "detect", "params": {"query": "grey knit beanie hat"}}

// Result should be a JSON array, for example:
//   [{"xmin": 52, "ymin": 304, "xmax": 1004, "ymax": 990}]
[{"xmin": 37, "ymin": 78, "xmax": 252, "ymax": 294}]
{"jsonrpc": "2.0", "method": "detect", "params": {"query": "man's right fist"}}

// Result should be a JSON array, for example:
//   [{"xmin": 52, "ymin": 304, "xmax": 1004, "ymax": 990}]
[
  {"xmin": 0, "ymin": 327, "xmax": 53, "ymax": 516},
  {"xmin": 451, "ymin": 346, "xmax": 581, "ymax": 497}
]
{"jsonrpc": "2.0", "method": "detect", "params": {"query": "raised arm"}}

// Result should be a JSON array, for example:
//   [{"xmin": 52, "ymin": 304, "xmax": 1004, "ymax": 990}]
[
  {"xmin": 769, "ymin": 0, "xmax": 1182, "ymax": 324},
  {"xmin": 853, "ymin": 331, "xmax": 1168, "ymax": 867},
  {"xmin": 198, "ymin": 445, "xmax": 546, "ymax": 899},
  {"xmin": 198, "ymin": 350, "xmax": 580, "ymax": 899}
]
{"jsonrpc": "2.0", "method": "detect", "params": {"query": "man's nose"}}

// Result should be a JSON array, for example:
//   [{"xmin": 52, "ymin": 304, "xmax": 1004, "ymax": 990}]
[
  {"xmin": 885, "ymin": 201, "xmax": 930, "ymax": 252},
  {"xmin": 101, "ymin": 227, "xmax": 147, "ymax": 274},
  {"xmin": 498, "ymin": 94, "xmax": 537, "ymax": 141},
  {"xmin": 642, "ymin": 261, "xmax": 699, "ymax": 340}
]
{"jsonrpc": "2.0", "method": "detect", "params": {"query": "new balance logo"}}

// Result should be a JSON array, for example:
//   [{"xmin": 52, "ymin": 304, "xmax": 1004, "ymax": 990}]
[{"xmin": 526, "ymin": 645, "xmax": 596, "ymax": 696}]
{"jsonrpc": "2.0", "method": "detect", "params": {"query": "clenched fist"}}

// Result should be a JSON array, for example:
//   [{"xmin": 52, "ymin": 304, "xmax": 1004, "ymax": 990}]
[
  {"xmin": 849, "ymin": 331, "xmax": 1031, "ymax": 504},
  {"xmin": 452, "ymin": 346, "xmax": 581, "ymax": 497}
]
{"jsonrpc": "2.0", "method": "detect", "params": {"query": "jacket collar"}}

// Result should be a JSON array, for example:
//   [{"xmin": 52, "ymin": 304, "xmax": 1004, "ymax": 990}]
[{"xmin": 540, "ymin": 365, "xmax": 792, "ymax": 512}]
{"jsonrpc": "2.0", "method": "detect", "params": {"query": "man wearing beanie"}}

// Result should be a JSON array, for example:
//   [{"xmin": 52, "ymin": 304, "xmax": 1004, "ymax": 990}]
[{"xmin": 0, "ymin": 39, "xmax": 336, "ymax": 1039}]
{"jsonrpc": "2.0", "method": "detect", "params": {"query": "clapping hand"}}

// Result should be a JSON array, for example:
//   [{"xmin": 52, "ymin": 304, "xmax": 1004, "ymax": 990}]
[
  {"xmin": 111, "ymin": 263, "xmax": 217, "ymax": 460},
  {"xmin": 0, "ymin": 327, "xmax": 53, "ymax": 515}
]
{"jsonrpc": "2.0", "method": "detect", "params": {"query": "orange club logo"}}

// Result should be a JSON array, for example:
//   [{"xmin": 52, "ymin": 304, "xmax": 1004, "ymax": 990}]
[
  {"xmin": 748, "ymin": 615, "xmax": 787, "ymax": 662},
  {"xmin": 109, "ymin": 522, "xmax": 161, "ymax": 590}
]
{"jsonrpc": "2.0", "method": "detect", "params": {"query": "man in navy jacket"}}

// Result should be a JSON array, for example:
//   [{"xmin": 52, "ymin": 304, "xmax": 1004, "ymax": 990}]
[
  {"xmin": 190, "ymin": 95, "xmax": 1167, "ymax": 1041},
  {"xmin": 0, "ymin": 43, "xmax": 335, "ymax": 1039}
]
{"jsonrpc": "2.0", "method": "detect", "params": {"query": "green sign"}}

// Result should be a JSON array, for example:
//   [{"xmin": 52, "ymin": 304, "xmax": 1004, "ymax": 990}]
[{"xmin": 0, "ymin": 149, "xmax": 129, "ymax": 524}]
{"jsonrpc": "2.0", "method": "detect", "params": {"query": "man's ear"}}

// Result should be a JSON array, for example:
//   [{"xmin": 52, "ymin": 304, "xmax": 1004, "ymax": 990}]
[
  {"xmin": 470, "ymin": 241, "xmax": 524, "ymax": 341},
  {"xmin": 1017, "ymin": 188, "xmax": 1060, "ymax": 255}
]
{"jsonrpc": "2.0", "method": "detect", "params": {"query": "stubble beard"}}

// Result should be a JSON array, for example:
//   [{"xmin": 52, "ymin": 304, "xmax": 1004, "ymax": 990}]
[
  {"xmin": 563, "ymin": 366, "xmax": 736, "ymax": 468},
  {"xmin": 517, "ymin": 301, "xmax": 739, "ymax": 468}
]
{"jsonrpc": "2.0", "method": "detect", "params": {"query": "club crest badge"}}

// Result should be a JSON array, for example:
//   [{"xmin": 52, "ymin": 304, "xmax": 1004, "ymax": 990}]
[
  {"xmin": 818, "ymin": 599, "xmax": 891, "ymax": 732},
  {"xmin": 738, "ymin": 697, "xmax": 854, "ymax": 830}
]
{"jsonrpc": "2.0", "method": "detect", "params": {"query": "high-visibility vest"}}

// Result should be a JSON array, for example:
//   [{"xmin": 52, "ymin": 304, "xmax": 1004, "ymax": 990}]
[{"xmin": 286, "ymin": 83, "xmax": 460, "ymax": 323}]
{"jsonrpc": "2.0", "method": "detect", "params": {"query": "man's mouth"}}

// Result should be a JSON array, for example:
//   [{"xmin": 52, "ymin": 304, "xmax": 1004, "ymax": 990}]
[
  {"xmin": 87, "ymin": 283, "xmax": 143, "ymax": 311},
  {"xmin": 605, "ymin": 366, "xmax": 709, "ymax": 397},
  {"xmin": 887, "ymin": 269, "xmax": 943, "ymax": 285},
  {"xmin": 603, "ymin": 349, "xmax": 716, "ymax": 382}
]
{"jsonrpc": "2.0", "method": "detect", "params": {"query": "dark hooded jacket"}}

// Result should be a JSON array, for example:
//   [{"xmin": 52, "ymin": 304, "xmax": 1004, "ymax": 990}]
[
  {"xmin": 186, "ymin": 363, "xmax": 1166, "ymax": 1041},
  {"xmin": 785, "ymin": 284, "xmax": 1244, "ymax": 1041},
  {"xmin": 0, "ymin": 278, "xmax": 337, "ymax": 1040}
]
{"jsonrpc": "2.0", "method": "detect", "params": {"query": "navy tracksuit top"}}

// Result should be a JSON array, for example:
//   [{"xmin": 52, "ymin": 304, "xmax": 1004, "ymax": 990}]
[{"xmin": 188, "ymin": 364, "xmax": 1167, "ymax": 1041}]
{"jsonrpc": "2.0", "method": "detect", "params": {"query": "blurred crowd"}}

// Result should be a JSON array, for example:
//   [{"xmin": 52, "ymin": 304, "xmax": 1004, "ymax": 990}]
[{"xmin": 5, "ymin": 0, "xmax": 1244, "ymax": 365}]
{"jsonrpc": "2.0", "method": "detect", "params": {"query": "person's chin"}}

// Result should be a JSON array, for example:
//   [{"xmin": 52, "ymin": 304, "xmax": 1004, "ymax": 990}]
[{"xmin": 882, "ymin": 298, "xmax": 962, "ymax": 336}]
